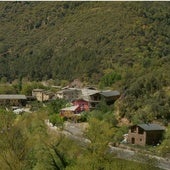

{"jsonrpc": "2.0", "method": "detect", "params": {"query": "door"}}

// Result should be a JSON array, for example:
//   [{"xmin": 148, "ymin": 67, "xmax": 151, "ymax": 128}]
[{"xmin": 131, "ymin": 137, "xmax": 135, "ymax": 144}]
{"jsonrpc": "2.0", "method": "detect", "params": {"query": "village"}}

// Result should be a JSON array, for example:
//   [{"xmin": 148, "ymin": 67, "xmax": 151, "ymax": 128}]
[
  {"xmin": 1, "ymin": 84, "xmax": 169, "ymax": 170},
  {"xmin": 0, "ymin": 80, "xmax": 166, "ymax": 148},
  {"xmin": 0, "ymin": 2, "xmax": 169, "ymax": 169}
]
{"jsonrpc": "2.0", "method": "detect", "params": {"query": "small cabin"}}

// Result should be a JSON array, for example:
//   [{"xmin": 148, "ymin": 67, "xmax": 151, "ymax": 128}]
[
  {"xmin": 128, "ymin": 124, "xmax": 165, "ymax": 146},
  {"xmin": 100, "ymin": 90, "xmax": 120, "ymax": 105}
]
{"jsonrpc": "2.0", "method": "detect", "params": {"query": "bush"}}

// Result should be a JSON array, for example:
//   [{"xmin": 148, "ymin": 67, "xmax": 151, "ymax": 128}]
[
  {"xmin": 99, "ymin": 71, "xmax": 121, "ymax": 88},
  {"xmin": 49, "ymin": 114, "xmax": 63, "ymax": 127}
]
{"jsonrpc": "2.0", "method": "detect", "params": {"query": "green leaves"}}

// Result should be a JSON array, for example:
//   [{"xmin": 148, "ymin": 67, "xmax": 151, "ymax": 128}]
[
  {"xmin": 47, "ymin": 99, "xmax": 67, "ymax": 115},
  {"xmin": 99, "ymin": 71, "xmax": 121, "ymax": 89},
  {"xmin": 0, "ymin": 2, "xmax": 169, "ymax": 84}
]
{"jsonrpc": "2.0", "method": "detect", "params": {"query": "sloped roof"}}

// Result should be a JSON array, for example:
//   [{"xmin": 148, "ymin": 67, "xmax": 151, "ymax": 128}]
[
  {"xmin": 32, "ymin": 89, "xmax": 45, "ymax": 92},
  {"xmin": 81, "ymin": 88, "xmax": 99, "ymax": 96},
  {"xmin": 0, "ymin": 95, "xmax": 27, "ymax": 100},
  {"xmin": 100, "ymin": 90, "xmax": 120, "ymax": 97},
  {"xmin": 59, "ymin": 88, "xmax": 82, "ymax": 94},
  {"xmin": 61, "ymin": 105, "xmax": 79, "ymax": 111},
  {"xmin": 138, "ymin": 124, "xmax": 165, "ymax": 131}
]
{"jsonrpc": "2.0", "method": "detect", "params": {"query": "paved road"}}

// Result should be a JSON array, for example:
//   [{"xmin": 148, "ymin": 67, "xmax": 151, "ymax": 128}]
[
  {"xmin": 109, "ymin": 144, "xmax": 170, "ymax": 170},
  {"xmin": 46, "ymin": 121, "xmax": 170, "ymax": 170},
  {"xmin": 63, "ymin": 122, "xmax": 170, "ymax": 170}
]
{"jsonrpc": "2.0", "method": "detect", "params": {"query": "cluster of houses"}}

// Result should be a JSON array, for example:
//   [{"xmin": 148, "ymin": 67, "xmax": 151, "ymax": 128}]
[
  {"xmin": 32, "ymin": 87, "xmax": 121, "ymax": 118},
  {"xmin": 0, "ymin": 87, "xmax": 120, "ymax": 114},
  {"xmin": 0, "ymin": 86, "xmax": 166, "ymax": 147}
]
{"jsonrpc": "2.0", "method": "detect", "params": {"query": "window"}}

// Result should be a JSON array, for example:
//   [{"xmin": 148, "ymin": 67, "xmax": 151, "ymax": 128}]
[{"xmin": 131, "ymin": 126, "xmax": 136, "ymax": 133}]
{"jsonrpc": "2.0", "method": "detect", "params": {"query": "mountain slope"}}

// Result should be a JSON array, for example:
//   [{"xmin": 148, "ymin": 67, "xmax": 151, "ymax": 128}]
[
  {"xmin": 0, "ymin": 1, "xmax": 170, "ymax": 124},
  {"xmin": 0, "ymin": 2, "xmax": 169, "ymax": 83}
]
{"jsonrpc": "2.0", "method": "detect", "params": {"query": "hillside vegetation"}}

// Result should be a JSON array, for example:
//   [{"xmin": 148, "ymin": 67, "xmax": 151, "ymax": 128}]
[
  {"xmin": 0, "ymin": 2, "xmax": 170, "ymax": 123},
  {"xmin": 0, "ymin": 2, "xmax": 169, "ymax": 81}
]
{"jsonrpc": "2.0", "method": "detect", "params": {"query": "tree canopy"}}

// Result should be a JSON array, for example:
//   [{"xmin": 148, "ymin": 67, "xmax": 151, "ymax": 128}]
[{"xmin": 0, "ymin": 2, "xmax": 169, "ymax": 85}]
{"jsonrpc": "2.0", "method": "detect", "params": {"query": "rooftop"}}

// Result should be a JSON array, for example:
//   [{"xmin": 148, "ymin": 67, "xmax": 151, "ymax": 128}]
[
  {"xmin": 0, "ymin": 95, "xmax": 27, "ymax": 100},
  {"xmin": 64, "ymin": 89, "xmax": 81, "ymax": 93},
  {"xmin": 32, "ymin": 89, "xmax": 45, "ymax": 92},
  {"xmin": 100, "ymin": 90, "xmax": 120, "ymax": 97},
  {"xmin": 61, "ymin": 105, "xmax": 79, "ymax": 111},
  {"xmin": 137, "ymin": 124, "xmax": 165, "ymax": 131},
  {"xmin": 81, "ymin": 88, "xmax": 99, "ymax": 96}
]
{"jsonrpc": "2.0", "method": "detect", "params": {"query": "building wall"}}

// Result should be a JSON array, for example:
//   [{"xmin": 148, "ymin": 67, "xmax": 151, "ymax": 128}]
[
  {"xmin": 128, "ymin": 126, "xmax": 164, "ymax": 146},
  {"xmin": 33, "ymin": 91, "xmax": 44, "ymax": 102},
  {"xmin": 104, "ymin": 95, "xmax": 120, "ymax": 105},
  {"xmin": 90, "ymin": 93, "xmax": 101, "ymax": 101},
  {"xmin": 72, "ymin": 100, "xmax": 89, "ymax": 111},
  {"xmin": 146, "ymin": 131, "xmax": 164, "ymax": 145},
  {"xmin": 128, "ymin": 126, "xmax": 146, "ymax": 146},
  {"xmin": 63, "ymin": 89, "xmax": 82, "ymax": 101},
  {"xmin": 43, "ymin": 93, "xmax": 53, "ymax": 101},
  {"xmin": 60, "ymin": 109, "xmax": 79, "ymax": 117},
  {"xmin": 56, "ymin": 92, "xmax": 63, "ymax": 99},
  {"xmin": 0, "ymin": 99, "xmax": 26, "ymax": 106},
  {"xmin": 32, "ymin": 90, "xmax": 53, "ymax": 102}
]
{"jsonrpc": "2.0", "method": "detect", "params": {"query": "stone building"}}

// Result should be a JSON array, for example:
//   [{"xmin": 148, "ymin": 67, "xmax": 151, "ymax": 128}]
[{"xmin": 32, "ymin": 89, "xmax": 54, "ymax": 102}]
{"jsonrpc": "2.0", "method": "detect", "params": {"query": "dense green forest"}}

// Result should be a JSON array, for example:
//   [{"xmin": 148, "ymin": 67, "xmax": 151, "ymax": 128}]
[
  {"xmin": 0, "ymin": 1, "xmax": 170, "ymax": 123},
  {"xmin": 0, "ymin": 2, "xmax": 169, "ymax": 82}
]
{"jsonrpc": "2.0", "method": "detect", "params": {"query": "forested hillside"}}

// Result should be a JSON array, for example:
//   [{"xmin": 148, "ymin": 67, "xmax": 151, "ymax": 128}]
[
  {"xmin": 0, "ymin": 2, "xmax": 170, "ymax": 123},
  {"xmin": 0, "ymin": 2, "xmax": 169, "ymax": 81}
]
